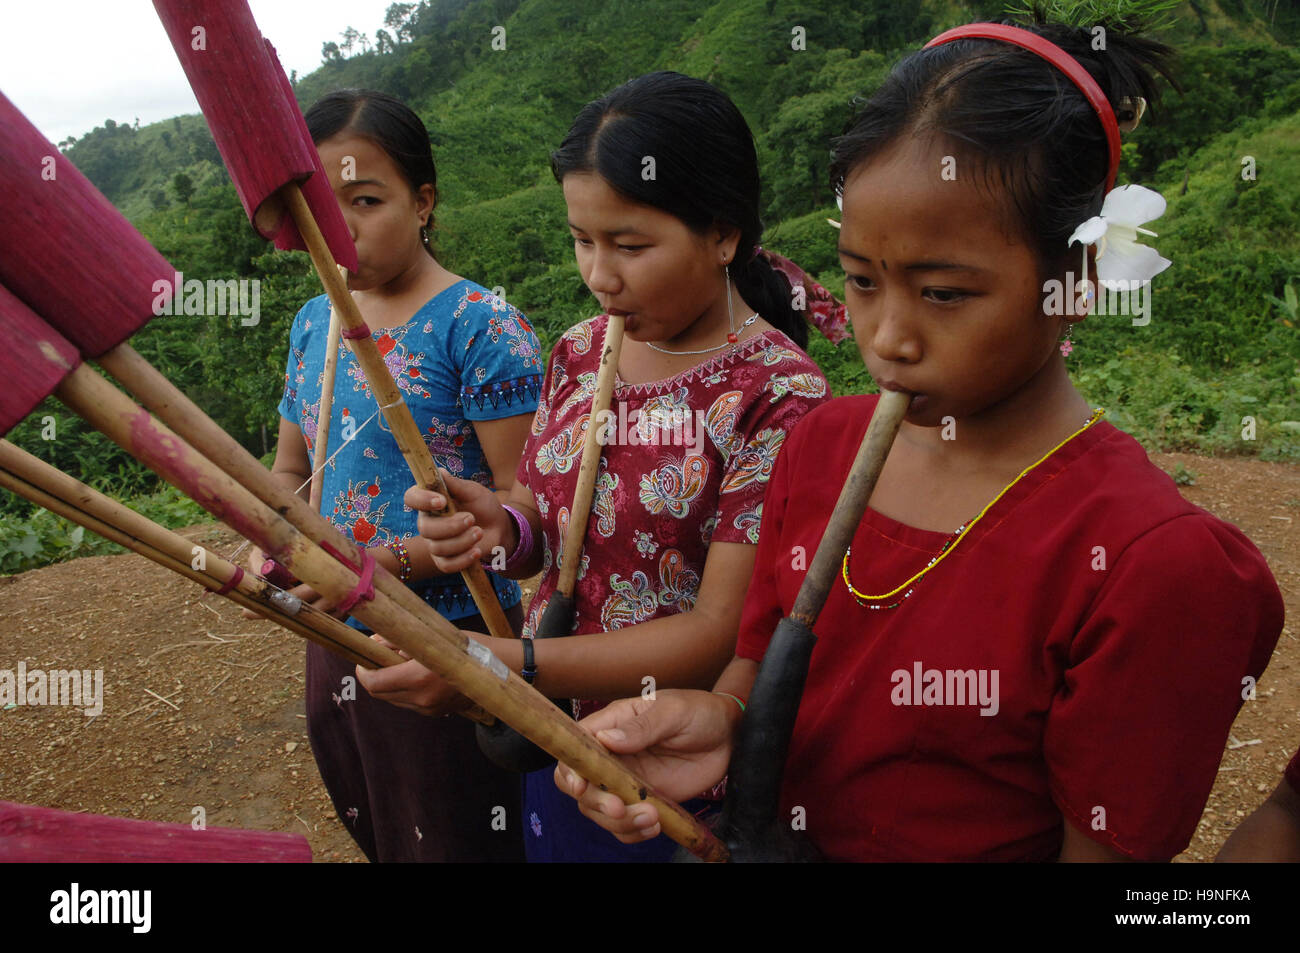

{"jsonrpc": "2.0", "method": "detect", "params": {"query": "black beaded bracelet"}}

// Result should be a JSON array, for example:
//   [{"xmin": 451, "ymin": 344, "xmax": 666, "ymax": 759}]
[{"xmin": 521, "ymin": 636, "xmax": 537, "ymax": 685}]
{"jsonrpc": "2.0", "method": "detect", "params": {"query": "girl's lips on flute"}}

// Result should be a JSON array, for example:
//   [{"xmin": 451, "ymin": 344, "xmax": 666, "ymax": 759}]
[
  {"xmin": 877, "ymin": 379, "xmax": 923, "ymax": 409},
  {"xmin": 607, "ymin": 308, "xmax": 637, "ymax": 333}
]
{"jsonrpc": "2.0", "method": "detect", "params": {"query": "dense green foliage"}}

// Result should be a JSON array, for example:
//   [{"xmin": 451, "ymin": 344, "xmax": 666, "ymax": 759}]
[{"xmin": 3, "ymin": 0, "xmax": 1298, "ymax": 571}]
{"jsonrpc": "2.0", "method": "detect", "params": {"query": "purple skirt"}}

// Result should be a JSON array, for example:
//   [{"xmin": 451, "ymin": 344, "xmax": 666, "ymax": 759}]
[{"xmin": 305, "ymin": 604, "xmax": 526, "ymax": 862}]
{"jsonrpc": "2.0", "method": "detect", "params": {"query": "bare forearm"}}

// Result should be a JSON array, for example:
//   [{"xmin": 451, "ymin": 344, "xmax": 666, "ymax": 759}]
[
  {"xmin": 482, "ymin": 605, "xmax": 736, "ymax": 700},
  {"xmin": 269, "ymin": 466, "xmax": 309, "ymax": 501},
  {"xmin": 713, "ymin": 655, "xmax": 759, "ymax": 702}
]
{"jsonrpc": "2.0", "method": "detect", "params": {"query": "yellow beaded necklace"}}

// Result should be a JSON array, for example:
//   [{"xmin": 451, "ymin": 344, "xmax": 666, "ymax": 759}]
[{"xmin": 842, "ymin": 407, "xmax": 1106, "ymax": 610}]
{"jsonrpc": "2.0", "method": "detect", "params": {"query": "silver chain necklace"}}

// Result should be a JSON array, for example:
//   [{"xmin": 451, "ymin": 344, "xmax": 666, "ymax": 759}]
[
  {"xmin": 644, "ymin": 276, "xmax": 757, "ymax": 356},
  {"xmin": 645, "ymin": 313, "xmax": 758, "ymax": 355}
]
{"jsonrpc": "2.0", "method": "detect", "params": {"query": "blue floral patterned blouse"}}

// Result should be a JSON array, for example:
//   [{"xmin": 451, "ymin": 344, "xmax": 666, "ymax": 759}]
[{"xmin": 279, "ymin": 281, "xmax": 543, "ymax": 623}]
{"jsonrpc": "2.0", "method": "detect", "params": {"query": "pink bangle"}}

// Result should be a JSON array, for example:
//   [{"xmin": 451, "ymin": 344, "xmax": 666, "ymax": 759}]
[{"xmin": 487, "ymin": 504, "xmax": 533, "ymax": 573}]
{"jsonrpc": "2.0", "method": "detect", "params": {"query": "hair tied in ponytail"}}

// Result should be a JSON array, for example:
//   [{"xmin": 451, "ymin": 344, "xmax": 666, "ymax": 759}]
[{"xmin": 756, "ymin": 248, "xmax": 851, "ymax": 345}]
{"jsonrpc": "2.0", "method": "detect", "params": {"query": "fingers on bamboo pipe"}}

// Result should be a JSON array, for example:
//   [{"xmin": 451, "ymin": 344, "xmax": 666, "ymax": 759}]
[{"xmin": 52, "ymin": 359, "xmax": 716, "ymax": 850}]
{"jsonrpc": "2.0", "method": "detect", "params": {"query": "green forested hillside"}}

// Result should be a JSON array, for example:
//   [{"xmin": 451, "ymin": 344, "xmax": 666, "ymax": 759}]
[{"xmin": 3, "ymin": 0, "xmax": 1298, "ymax": 569}]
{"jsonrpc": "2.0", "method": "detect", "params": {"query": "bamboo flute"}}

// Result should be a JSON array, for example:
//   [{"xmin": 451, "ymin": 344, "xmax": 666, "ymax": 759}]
[
  {"xmin": 556, "ymin": 314, "xmax": 625, "ymax": 603},
  {"xmin": 96, "ymin": 346, "xmax": 488, "ymax": 668},
  {"xmin": 477, "ymin": 315, "xmax": 625, "ymax": 771},
  {"xmin": 309, "ymin": 292, "xmax": 343, "ymax": 513},
  {"xmin": 705, "ymin": 389, "xmax": 912, "ymax": 861},
  {"xmin": 0, "ymin": 439, "xmax": 499, "ymax": 724},
  {"xmin": 47, "ymin": 359, "xmax": 727, "ymax": 861},
  {"xmin": 0, "ymin": 439, "xmax": 398, "ymax": 670}
]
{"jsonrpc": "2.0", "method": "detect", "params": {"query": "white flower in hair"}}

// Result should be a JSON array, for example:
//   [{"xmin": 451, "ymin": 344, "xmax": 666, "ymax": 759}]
[{"xmin": 1068, "ymin": 184, "xmax": 1172, "ymax": 283}]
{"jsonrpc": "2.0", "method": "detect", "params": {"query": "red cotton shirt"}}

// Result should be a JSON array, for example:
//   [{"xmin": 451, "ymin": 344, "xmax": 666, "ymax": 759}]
[{"xmin": 737, "ymin": 394, "xmax": 1284, "ymax": 862}]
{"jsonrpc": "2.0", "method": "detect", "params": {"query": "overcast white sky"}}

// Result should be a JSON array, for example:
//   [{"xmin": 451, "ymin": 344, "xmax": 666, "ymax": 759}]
[{"xmin": 0, "ymin": 0, "xmax": 401, "ymax": 143}]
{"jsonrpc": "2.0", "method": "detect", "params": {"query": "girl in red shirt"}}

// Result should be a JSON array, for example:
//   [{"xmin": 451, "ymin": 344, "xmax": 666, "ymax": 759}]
[{"xmin": 553, "ymin": 19, "xmax": 1284, "ymax": 861}]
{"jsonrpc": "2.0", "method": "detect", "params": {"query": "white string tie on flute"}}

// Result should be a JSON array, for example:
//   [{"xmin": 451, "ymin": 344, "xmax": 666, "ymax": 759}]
[{"xmin": 224, "ymin": 402, "xmax": 389, "ymax": 565}]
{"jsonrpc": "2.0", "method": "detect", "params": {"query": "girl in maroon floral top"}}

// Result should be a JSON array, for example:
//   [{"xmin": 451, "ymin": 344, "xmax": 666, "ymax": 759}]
[{"xmin": 359, "ymin": 72, "xmax": 842, "ymax": 861}]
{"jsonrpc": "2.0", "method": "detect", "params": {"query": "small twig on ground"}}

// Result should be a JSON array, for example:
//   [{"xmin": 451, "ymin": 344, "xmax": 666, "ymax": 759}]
[
  {"xmin": 144, "ymin": 687, "xmax": 181, "ymax": 710},
  {"xmin": 121, "ymin": 685, "xmax": 184, "ymax": 717}
]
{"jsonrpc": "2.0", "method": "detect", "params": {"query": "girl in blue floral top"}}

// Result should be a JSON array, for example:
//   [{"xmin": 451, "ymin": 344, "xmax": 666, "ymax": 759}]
[{"xmin": 262, "ymin": 90, "xmax": 541, "ymax": 862}]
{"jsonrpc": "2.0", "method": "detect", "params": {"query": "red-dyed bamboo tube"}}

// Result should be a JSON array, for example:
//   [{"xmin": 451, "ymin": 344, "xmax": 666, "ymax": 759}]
[
  {"xmin": 0, "ymin": 282, "xmax": 82, "ymax": 436},
  {"xmin": 0, "ymin": 801, "xmax": 311, "ymax": 863},
  {"xmin": 151, "ymin": 0, "xmax": 356, "ymax": 267},
  {"xmin": 0, "ymin": 93, "xmax": 174, "ymax": 359}
]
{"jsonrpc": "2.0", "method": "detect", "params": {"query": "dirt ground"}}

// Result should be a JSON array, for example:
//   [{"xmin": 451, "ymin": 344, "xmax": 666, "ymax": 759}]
[{"xmin": 0, "ymin": 451, "xmax": 1295, "ymax": 863}]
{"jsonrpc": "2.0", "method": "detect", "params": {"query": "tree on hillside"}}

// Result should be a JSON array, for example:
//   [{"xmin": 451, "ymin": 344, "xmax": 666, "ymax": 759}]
[
  {"xmin": 171, "ymin": 171, "xmax": 194, "ymax": 206},
  {"xmin": 322, "ymin": 41, "xmax": 342, "ymax": 64},
  {"xmin": 385, "ymin": 2, "xmax": 418, "ymax": 42}
]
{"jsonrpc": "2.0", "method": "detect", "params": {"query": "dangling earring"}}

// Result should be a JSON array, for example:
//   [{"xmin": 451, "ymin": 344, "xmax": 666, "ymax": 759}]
[
  {"xmin": 1062, "ymin": 241, "xmax": 1090, "ymax": 357},
  {"xmin": 723, "ymin": 263, "xmax": 738, "ymax": 344},
  {"xmin": 420, "ymin": 224, "xmax": 430, "ymax": 248}
]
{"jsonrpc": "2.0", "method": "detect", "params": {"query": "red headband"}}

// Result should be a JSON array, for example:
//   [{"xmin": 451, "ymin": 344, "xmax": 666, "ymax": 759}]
[{"xmin": 925, "ymin": 23, "xmax": 1121, "ymax": 190}]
